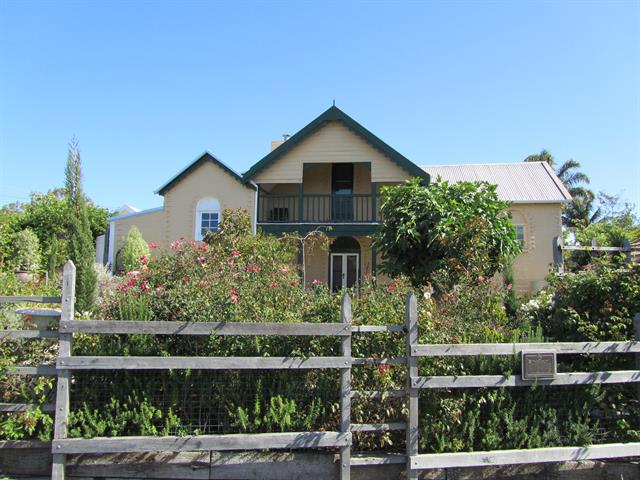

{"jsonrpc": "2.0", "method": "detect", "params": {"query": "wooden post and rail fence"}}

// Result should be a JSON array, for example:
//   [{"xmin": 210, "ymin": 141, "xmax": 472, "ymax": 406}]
[{"xmin": 0, "ymin": 260, "xmax": 639, "ymax": 479}]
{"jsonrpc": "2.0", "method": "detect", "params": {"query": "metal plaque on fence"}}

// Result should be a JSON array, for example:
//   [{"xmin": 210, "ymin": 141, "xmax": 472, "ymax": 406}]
[{"xmin": 521, "ymin": 351, "xmax": 557, "ymax": 381}]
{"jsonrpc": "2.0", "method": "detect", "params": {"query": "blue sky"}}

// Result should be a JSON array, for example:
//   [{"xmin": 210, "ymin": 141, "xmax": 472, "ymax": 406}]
[{"xmin": 1, "ymin": 0, "xmax": 638, "ymax": 212}]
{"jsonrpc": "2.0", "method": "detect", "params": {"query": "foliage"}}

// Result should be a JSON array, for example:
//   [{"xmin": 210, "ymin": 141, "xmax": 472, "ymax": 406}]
[
  {"xmin": 118, "ymin": 226, "xmax": 150, "ymax": 273},
  {"xmin": 65, "ymin": 140, "xmax": 97, "ymax": 312},
  {"xmin": 374, "ymin": 177, "xmax": 520, "ymax": 290},
  {"xmin": 0, "ymin": 190, "xmax": 109, "ymax": 273},
  {"xmin": 519, "ymin": 262, "xmax": 640, "ymax": 342},
  {"xmin": 11, "ymin": 229, "xmax": 41, "ymax": 272},
  {"xmin": 68, "ymin": 394, "xmax": 186, "ymax": 438}
]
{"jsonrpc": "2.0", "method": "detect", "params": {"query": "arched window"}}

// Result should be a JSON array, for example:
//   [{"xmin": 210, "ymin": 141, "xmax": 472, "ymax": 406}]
[{"xmin": 195, "ymin": 198, "xmax": 220, "ymax": 241}]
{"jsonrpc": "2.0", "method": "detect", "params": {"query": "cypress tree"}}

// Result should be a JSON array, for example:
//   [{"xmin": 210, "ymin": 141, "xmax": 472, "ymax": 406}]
[{"xmin": 65, "ymin": 139, "xmax": 96, "ymax": 312}]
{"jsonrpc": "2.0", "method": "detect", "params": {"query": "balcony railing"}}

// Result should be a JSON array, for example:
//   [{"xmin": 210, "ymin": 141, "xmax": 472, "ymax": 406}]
[{"xmin": 258, "ymin": 194, "xmax": 377, "ymax": 223}]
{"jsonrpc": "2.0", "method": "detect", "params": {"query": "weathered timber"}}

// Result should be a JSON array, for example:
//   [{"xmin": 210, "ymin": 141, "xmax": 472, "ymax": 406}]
[
  {"xmin": 0, "ymin": 402, "xmax": 55, "ymax": 412},
  {"xmin": 350, "ymin": 453, "xmax": 407, "ymax": 466},
  {"xmin": 410, "ymin": 442, "xmax": 640, "ymax": 469},
  {"xmin": 412, "ymin": 370, "xmax": 640, "ymax": 389},
  {"xmin": 60, "ymin": 319, "xmax": 350, "ymax": 336},
  {"xmin": 0, "ymin": 296, "xmax": 62, "ymax": 304},
  {"xmin": 340, "ymin": 293, "xmax": 352, "ymax": 480},
  {"xmin": 350, "ymin": 325, "xmax": 404, "ymax": 333},
  {"xmin": 2, "ymin": 365, "xmax": 58, "ymax": 376},
  {"xmin": 52, "ymin": 260, "xmax": 75, "ymax": 480},
  {"xmin": 0, "ymin": 330, "xmax": 59, "ymax": 339},
  {"xmin": 405, "ymin": 293, "xmax": 419, "ymax": 480},
  {"xmin": 412, "ymin": 341, "xmax": 640, "ymax": 357},
  {"xmin": 350, "ymin": 422, "xmax": 407, "ymax": 432},
  {"xmin": 52, "ymin": 431, "xmax": 352, "ymax": 454},
  {"xmin": 57, "ymin": 356, "xmax": 351, "ymax": 370}
]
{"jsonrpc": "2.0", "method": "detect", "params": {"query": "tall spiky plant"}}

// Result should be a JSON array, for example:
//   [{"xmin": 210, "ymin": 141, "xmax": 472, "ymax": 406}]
[{"xmin": 65, "ymin": 139, "xmax": 96, "ymax": 312}]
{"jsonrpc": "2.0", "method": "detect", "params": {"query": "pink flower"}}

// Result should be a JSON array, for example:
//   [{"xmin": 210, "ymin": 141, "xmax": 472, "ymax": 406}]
[
  {"xmin": 478, "ymin": 275, "xmax": 485, "ymax": 282},
  {"xmin": 312, "ymin": 279, "xmax": 322, "ymax": 286},
  {"xmin": 140, "ymin": 255, "xmax": 148, "ymax": 265},
  {"xmin": 230, "ymin": 289, "xmax": 238, "ymax": 295},
  {"xmin": 149, "ymin": 242, "xmax": 157, "ymax": 249},
  {"xmin": 200, "ymin": 243, "xmax": 207, "ymax": 252},
  {"xmin": 197, "ymin": 256, "xmax": 206, "ymax": 263},
  {"xmin": 155, "ymin": 285, "xmax": 164, "ymax": 293},
  {"xmin": 280, "ymin": 267, "xmax": 290, "ymax": 274},
  {"xmin": 230, "ymin": 295, "xmax": 239, "ymax": 304},
  {"xmin": 386, "ymin": 283, "xmax": 397, "ymax": 293},
  {"xmin": 127, "ymin": 271, "xmax": 140, "ymax": 277},
  {"xmin": 247, "ymin": 264, "xmax": 261, "ymax": 273},
  {"xmin": 231, "ymin": 250, "xmax": 241, "ymax": 258},
  {"xmin": 182, "ymin": 276, "xmax": 190, "ymax": 283},
  {"xmin": 141, "ymin": 282, "xmax": 150, "ymax": 292},
  {"xmin": 126, "ymin": 280, "xmax": 136, "ymax": 287},
  {"xmin": 170, "ymin": 240, "xmax": 181, "ymax": 250},
  {"xmin": 270, "ymin": 282, "xmax": 278, "ymax": 289},
  {"xmin": 507, "ymin": 283, "xmax": 513, "ymax": 290}
]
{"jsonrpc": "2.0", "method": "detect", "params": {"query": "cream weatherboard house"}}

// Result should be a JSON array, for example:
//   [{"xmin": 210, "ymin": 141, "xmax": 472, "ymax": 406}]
[{"xmin": 102, "ymin": 106, "xmax": 571, "ymax": 294}]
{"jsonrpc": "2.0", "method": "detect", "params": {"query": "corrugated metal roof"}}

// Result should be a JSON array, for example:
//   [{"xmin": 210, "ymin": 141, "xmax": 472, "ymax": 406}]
[{"xmin": 421, "ymin": 162, "xmax": 572, "ymax": 203}]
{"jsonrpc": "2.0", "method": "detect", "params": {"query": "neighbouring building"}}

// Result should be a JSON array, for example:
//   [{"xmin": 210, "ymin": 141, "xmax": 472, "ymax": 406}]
[{"xmin": 103, "ymin": 106, "xmax": 571, "ymax": 294}]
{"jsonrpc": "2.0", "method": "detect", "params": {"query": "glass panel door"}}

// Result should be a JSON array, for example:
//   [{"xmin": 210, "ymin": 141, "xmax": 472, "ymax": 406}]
[
  {"xmin": 330, "ymin": 253, "xmax": 359, "ymax": 292},
  {"xmin": 332, "ymin": 163, "xmax": 354, "ymax": 222}
]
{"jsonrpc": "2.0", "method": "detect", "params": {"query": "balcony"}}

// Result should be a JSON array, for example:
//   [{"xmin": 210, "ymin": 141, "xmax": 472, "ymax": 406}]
[{"xmin": 258, "ymin": 194, "xmax": 377, "ymax": 224}]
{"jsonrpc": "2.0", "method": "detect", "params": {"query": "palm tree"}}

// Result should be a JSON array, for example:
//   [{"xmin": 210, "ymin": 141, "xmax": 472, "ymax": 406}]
[{"xmin": 524, "ymin": 150, "xmax": 596, "ymax": 228}]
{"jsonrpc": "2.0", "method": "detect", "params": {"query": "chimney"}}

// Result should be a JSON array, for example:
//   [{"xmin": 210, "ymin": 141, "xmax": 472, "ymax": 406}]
[{"xmin": 270, "ymin": 134, "xmax": 290, "ymax": 151}]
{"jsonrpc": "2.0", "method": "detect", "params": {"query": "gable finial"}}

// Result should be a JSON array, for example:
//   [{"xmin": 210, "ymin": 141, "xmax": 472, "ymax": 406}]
[{"xmin": 332, "ymin": 99, "xmax": 336, "ymax": 107}]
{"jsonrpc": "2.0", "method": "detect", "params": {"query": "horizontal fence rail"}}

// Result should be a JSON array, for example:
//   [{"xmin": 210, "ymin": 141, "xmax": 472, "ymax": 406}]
[
  {"xmin": 52, "ymin": 431, "xmax": 352, "ymax": 455},
  {"xmin": 60, "ymin": 319, "xmax": 350, "ymax": 336},
  {"xmin": 57, "ymin": 356, "xmax": 352, "ymax": 370},
  {"xmin": 412, "ymin": 341, "xmax": 640, "ymax": 356},
  {"xmin": 0, "ymin": 296, "xmax": 62, "ymax": 304}
]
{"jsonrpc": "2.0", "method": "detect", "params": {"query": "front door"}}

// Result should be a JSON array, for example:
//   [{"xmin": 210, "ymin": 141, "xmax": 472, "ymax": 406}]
[{"xmin": 330, "ymin": 253, "xmax": 359, "ymax": 292}]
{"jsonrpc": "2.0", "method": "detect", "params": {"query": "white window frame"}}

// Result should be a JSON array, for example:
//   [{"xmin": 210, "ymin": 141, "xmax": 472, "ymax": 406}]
[
  {"xmin": 195, "ymin": 198, "xmax": 220, "ymax": 241},
  {"xmin": 329, "ymin": 253, "xmax": 359, "ymax": 291}
]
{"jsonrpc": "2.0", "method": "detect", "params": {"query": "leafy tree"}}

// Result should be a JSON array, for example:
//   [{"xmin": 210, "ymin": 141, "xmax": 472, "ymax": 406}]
[
  {"xmin": 65, "ymin": 140, "xmax": 97, "ymax": 312},
  {"xmin": 373, "ymin": 178, "xmax": 521, "ymax": 290},
  {"xmin": 11, "ymin": 229, "xmax": 41, "ymax": 272},
  {"xmin": 118, "ymin": 226, "xmax": 150, "ymax": 273}
]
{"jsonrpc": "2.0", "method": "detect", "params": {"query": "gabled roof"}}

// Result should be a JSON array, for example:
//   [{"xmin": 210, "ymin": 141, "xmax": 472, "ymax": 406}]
[
  {"xmin": 421, "ymin": 161, "xmax": 572, "ymax": 203},
  {"xmin": 242, "ymin": 106, "xmax": 429, "ymax": 182},
  {"xmin": 156, "ymin": 152, "xmax": 255, "ymax": 196}
]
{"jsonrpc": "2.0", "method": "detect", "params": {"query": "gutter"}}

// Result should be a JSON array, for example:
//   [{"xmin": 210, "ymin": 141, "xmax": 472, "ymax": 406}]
[{"xmin": 249, "ymin": 180, "xmax": 259, "ymax": 235}]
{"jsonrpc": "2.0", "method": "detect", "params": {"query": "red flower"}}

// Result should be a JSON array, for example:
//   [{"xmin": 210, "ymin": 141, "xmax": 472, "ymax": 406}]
[
  {"xmin": 170, "ymin": 240, "xmax": 181, "ymax": 250},
  {"xmin": 507, "ymin": 283, "xmax": 513, "ymax": 290},
  {"xmin": 230, "ymin": 289, "xmax": 238, "ymax": 295},
  {"xmin": 149, "ymin": 242, "xmax": 157, "ymax": 249},
  {"xmin": 126, "ymin": 280, "xmax": 136, "ymax": 287},
  {"xmin": 231, "ymin": 250, "xmax": 241, "ymax": 258},
  {"xmin": 140, "ymin": 255, "xmax": 148, "ymax": 265},
  {"xmin": 270, "ymin": 282, "xmax": 278, "ymax": 289},
  {"xmin": 312, "ymin": 279, "xmax": 322, "ymax": 286},
  {"xmin": 386, "ymin": 283, "xmax": 397, "ymax": 293},
  {"xmin": 230, "ymin": 295, "xmax": 239, "ymax": 304},
  {"xmin": 247, "ymin": 264, "xmax": 261, "ymax": 273},
  {"xmin": 377, "ymin": 364, "xmax": 391, "ymax": 376},
  {"xmin": 182, "ymin": 276, "xmax": 190, "ymax": 283},
  {"xmin": 141, "ymin": 282, "xmax": 150, "ymax": 292}
]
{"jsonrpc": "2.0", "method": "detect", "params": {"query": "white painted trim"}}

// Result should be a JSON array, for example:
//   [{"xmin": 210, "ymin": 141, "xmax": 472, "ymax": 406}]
[
  {"xmin": 249, "ymin": 180, "xmax": 258, "ymax": 235},
  {"xmin": 107, "ymin": 221, "xmax": 115, "ymax": 272},
  {"xmin": 110, "ymin": 206, "xmax": 163, "ymax": 221},
  {"xmin": 330, "ymin": 253, "xmax": 359, "ymax": 291}
]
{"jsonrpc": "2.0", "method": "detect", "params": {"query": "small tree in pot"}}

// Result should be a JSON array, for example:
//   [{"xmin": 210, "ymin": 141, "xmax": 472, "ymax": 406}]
[{"xmin": 12, "ymin": 228, "xmax": 41, "ymax": 282}]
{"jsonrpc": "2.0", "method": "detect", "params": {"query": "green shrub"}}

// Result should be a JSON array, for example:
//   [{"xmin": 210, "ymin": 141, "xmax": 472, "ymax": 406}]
[
  {"xmin": 118, "ymin": 226, "xmax": 150, "ymax": 273},
  {"xmin": 11, "ymin": 229, "xmax": 41, "ymax": 272}
]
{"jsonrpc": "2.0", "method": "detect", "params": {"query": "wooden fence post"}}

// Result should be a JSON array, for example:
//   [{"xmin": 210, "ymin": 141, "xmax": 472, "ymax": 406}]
[
  {"xmin": 405, "ymin": 293, "xmax": 419, "ymax": 480},
  {"xmin": 52, "ymin": 260, "xmax": 75, "ymax": 480},
  {"xmin": 340, "ymin": 293, "xmax": 352, "ymax": 480},
  {"xmin": 552, "ymin": 236, "xmax": 564, "ymax": 274},
  {"xmin": 635, "ymin": 314, "xmax": 640, "ymax": 402},
  {"xmin": 623, "ymin": 239, "xmax": 632, "ymax": 264}
]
